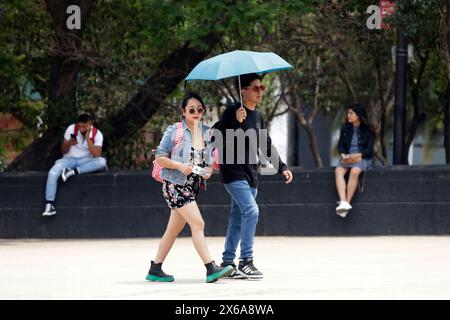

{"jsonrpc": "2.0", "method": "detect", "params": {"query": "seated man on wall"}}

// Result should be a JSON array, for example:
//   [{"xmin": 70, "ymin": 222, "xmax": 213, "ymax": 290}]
[{"xmin": 42, "ymin": 114, "xmax": 107, "ymax": 217}]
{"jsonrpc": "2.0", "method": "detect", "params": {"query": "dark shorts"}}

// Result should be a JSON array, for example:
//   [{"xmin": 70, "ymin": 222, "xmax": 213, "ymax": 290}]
[{"xmin": 162, "ymin": 173, "xmax": 202, "ymax": 209}]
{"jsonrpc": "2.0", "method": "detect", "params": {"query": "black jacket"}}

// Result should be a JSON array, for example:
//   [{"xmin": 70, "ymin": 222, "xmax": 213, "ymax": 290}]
[
  {"xmin": 213, "ymin": 103, "xmax": 288, "ymax": 188},
  {"xmin": 338, "ymin": 123, "xmax": 375, "ymax": 159}
]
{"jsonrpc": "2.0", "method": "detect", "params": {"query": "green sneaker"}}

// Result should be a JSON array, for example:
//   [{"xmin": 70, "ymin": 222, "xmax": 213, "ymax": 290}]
[
  {"xmin": 146, "ymin": 261, "xmax": 174, "ymax": 282},
  {"xmin": 206, "ymin": 262, "xmax": 234, "ymax": 283},
  {"xmin": 146, "ymin": 273, "xmax": 174, "ymax": 282}
]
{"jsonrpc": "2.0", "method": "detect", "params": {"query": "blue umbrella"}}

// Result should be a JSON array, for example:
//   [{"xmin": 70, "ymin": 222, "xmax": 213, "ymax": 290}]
[
  {"xmin": 185, "ymin": 50, "xmax": 293, "ymax": 105},
  {"xmin": 186, "ymin": 50, "xmax": 293, "ymax": 81}
]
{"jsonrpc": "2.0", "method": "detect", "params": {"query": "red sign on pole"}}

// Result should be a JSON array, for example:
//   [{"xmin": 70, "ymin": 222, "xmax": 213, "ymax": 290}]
[{"xmin": 380, "ymin": 0, "xmax": 397, "ymax": 30}]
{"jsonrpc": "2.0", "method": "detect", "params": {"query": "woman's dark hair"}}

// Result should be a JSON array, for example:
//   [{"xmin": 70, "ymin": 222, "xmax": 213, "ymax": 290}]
[
  {"xmin": 348, "ymin": 103, "xmax": 367, "ymax": 123},
  {"xmin": 235, "ymin": 73, "xmax": 262, "ymax": 94},
  {"xmin": 347, "ymin": 103, "xmax": 375, "ymax": 133},
  {"xmin": 180, "ymin": 92, "xmax": 206, "ymax": 118},
  {"xmin": 181, "ymin": 92, "xmax": 205, "ymax": 109}
]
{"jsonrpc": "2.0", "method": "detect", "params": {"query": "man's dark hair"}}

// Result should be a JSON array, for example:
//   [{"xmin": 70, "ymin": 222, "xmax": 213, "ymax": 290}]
[
  {"xmin": 235, "ymin": 73, "xmax": 262, "ymax": 93},
  {"xmin": 77, "ymin": 114, "xmax": 93, "ymax": 123}
]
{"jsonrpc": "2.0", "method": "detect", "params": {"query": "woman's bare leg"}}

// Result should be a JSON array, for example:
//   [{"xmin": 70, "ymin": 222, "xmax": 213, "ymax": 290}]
[
  {"xmin": 154, "ymin": 209, "xmax": 186, "ymax": 263},
  {"xmin": 335, "ymin": 167, "xmax": 349, "ymax": 202},
  {"xmin": 346, "ymin": 167, "xmax": 362, "ymax": 204},
  {"xmin": 176, "ymin": 201, "xmax": 212, "ymax": 264}
]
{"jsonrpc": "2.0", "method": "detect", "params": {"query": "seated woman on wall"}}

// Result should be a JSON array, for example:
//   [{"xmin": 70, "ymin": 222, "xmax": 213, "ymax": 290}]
[{"xmin": 335, "ymin": 103, "xmax": 375, "ymax": 218}]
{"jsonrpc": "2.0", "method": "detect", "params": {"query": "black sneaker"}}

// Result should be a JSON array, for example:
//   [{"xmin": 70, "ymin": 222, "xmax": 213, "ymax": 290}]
[
  {"xmin": 238, "ymin": 258, "xmax": 263, "ymax": 279},
  {"xmin": 205, "ymin": 261, "xmax": 234, "ymax": 283},
  {"xmin": 42, "ymin": 203, "xmax": 56, "ymax": 217},
  {"xmin": 220, "ymin": 262, "xmax": 248, "ymax": 279},
  {"xmin": 146, "ymin": 261, "xmax": 174, "ymax": 282}
]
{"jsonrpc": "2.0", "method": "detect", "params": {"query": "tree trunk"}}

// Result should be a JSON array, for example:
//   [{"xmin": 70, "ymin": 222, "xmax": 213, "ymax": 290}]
[
  {"xmin": 286, "ymin": 89, "xmax": 324, "ymax": 168},
  {"xmin": 101, "ymin": 33, "xmax": 220, "ymax": 145},
  {"xmin": 440, "ymin": 2, "xmax": 450, "ymax": 163},
  {"xmin": 376, "ymin": 62, "xmax": 388, "ymax": 159},
  {"xmin": 6, "ymin": 32, "xmax": 220, "ymax": 171},
  {"xmin": 46, "ymin": 0, "xmax": 95, "ymax": 127},
  {"xmin": 379, "ymin": 106, "xmax": 387, "ymax": 159},
  {"xmin": 6, "ymin": 0, "xmax": 95, "ymax": 171},
  {"xmin": 304, "ymin": 124, "xmax": 323, "ymax": 167},
  {"xmin": 404, "ymin": 52, "xmax": 428, "ymax": 162},
  {"xmin": 445, "ymin": 85, "xmax": 450, "ymax": 163}
]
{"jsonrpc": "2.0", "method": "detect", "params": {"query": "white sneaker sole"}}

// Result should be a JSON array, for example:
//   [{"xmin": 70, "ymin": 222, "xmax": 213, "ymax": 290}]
[
  {"xmin": 336, "ymin": 204, "xmax": 352, "ymax": 214},
  {"xmin": 42, "ymin": 211, "xmax": 56, "ymax": 217},
  {"xmin": 236, "ymin": 269, "xmax": 264, "ymax": 280},
  {"xmin": 220, "ymin": 269, "xmax": 248, "ymax": 280},
  {"xmin": 336, "ymin": 209, "xmax": 350, "ymax": 218},
  {"xmin": 222, "ymin": 274, "xmax": 248, "ymax": 280}
]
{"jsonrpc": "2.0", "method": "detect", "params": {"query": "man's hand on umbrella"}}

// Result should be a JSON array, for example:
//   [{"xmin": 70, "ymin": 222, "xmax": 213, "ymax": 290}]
[
  {"xmin": 282, "ymin": 169, "xmax": 293, "ymax": 184},
  {"xmin": 236, "ymin": 107, "xmax": 247, "ymax": 123}
]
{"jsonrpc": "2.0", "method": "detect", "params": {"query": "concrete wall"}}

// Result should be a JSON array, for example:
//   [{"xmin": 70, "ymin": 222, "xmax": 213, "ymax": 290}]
[{"xmin": 1, "ymin": 165, "xmax": 450, "ymax": 238}]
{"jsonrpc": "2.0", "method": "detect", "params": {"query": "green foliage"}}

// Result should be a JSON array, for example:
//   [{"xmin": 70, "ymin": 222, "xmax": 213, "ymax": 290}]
[
  {"xmin": 73, "ymin": 0, "xmax": 317, "ymax": 168},
  {"xmin": 0, "ymin": 0, "xmax": 51, "ymax": 112},
  {"xmin": 392, "ymin": 0, "xmax": 441, "ymax": 38},
  {"xmin": 0, "ymin": 1, "xmax": 51, "ymax": 167},
  {"xmin": 2, "ymin": 0, "xmax": 447, "ymax": 167}
]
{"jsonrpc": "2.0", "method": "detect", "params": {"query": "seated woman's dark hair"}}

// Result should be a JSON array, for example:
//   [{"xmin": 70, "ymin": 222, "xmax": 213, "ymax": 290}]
[
  {"xmin": 348, "ymin": 103, "xmax": 367, "ymax": 123},
  {"xmin": 347, "ymin": 103, "xmax": 375, "ymax": 133}
]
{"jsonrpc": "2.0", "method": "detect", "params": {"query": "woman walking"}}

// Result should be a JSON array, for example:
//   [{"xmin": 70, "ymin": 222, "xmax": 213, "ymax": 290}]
[{"xmin": 146, "ymin": 92, "xmax": 233, "ymax": 283}]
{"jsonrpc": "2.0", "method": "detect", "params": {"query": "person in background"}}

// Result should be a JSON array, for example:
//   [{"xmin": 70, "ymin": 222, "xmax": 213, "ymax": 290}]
[
  {"xmin": 42, "ymin": 114, "xmax": 107, "ymax": 217},
  {"xmin": 335, "ymin": 103, "xmax": 375, "ymax": 218}
]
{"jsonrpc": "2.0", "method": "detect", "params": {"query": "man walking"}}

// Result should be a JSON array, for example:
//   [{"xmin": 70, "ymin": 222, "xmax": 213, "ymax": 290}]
[{"xmin": 215, "ymin": 73, "xmax": 293, "ymax": 279}]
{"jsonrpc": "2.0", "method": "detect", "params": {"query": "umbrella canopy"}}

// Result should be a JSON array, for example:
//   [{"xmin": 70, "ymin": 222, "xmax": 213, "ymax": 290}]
[{"xmin": 185, "ymin": 50, "xmax": 293, "ymax": 81}]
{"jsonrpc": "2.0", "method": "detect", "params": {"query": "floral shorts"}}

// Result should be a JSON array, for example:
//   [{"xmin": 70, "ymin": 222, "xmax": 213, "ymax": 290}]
[{"xmin": 162, "ymin": 173, "xmax": 202, "ymax": 209}]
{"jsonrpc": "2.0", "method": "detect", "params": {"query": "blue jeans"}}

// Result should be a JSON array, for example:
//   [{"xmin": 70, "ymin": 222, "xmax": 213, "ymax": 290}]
[
  {"xmin": 222, "ymin": 180, "xmax": 259, "ymax": 263},
  {"xmin": 45, "ymin": 157, "xmax": 107, "ymax": 202}
]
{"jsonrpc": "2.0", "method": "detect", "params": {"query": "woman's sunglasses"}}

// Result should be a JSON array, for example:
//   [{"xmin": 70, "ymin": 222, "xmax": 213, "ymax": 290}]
[
  {"xmin": 245, "ymin": 85, "xmax": 265, "ymax": 93},
  {"xmin": 187, "ymin": 107, "xmax": 204, "ymax": 114}
]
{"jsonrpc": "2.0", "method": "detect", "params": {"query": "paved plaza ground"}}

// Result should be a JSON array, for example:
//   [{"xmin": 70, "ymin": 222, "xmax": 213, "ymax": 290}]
[{"xmin": 1, "ymin": 236, "xmax": 450, "ymax": 300}]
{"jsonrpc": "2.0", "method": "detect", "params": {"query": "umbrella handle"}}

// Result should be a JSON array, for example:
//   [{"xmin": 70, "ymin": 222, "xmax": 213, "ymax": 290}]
[{"xmin": 238, "ymin": 75, "xmax": 243, "ymax": 109}]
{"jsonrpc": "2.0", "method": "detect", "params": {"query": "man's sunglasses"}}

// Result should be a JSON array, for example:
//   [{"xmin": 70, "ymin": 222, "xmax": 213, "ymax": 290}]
[
  {"xmin": 245, "ymin": 85, "xmax": 265, "ymax": 93},
  {"xmin": 187, "ymin": 107, "xmax": 204, "ymax": 114}
]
